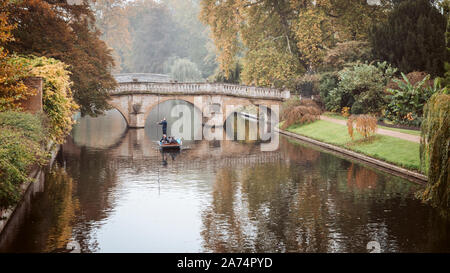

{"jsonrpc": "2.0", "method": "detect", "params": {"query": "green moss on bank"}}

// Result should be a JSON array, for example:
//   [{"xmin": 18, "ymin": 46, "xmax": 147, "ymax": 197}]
[{"xmin": 0, "ymin": 111, "xmax": 49, "ymax": 209}]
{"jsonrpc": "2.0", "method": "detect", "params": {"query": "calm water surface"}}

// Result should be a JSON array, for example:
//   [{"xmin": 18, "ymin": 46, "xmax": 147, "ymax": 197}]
[{"xmin": 0, "ymin": 101, "xmax": 449, "ymax": 253}]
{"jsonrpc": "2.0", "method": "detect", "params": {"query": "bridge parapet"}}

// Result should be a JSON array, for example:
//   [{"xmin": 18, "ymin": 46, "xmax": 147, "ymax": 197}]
[{"xmin": 109, "ymin": 82, "xmax": 290, "ymax": 101}]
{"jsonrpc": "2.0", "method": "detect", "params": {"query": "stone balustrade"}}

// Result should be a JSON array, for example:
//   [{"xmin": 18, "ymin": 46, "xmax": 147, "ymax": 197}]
[{"xmin": 109, "ymin": 82, "xmax": 290, "ymax": 100}]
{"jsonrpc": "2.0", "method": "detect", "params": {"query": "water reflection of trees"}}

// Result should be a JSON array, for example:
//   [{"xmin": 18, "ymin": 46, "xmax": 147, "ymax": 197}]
[
  {"xmin": 201, "ymin": 138, "xmax": 450, "ymax": 252},
  {"xmin": 60, "ymin": 145, "xmax": 119, "ymax": 253},
  {"xmin": 43, "ymin": 166, "xmax": 79, "ymax": 252},
  {"xmin": 0, "ymin": 163, "xmax": 80, "ymax": 252}
]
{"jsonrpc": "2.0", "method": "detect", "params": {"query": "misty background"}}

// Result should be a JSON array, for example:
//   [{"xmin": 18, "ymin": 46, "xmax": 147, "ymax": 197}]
[{"xmin": 92, "ymin": 0, "xmax": 217, "ymax": 81}]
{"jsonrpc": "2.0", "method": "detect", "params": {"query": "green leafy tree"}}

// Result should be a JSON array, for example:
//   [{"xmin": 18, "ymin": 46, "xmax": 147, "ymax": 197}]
[
  {"xmin": 91, "ymin": 0, "xmax": 132, "ymax": 73},
  {"xmin": 419, "ymin": 92, "xmax": 450, "ymax": 215},
  {"xmin": 327, "ymin": 62, "xmax": 397, "ymax": 114},
  {"xmin": 321, "ymin": 41, "xmax": 374, "ymax": 71},
  {"xmin": 210, "ymin": 61, "xmax": 242, "ymax": 84},
  {"xmin": 370, "ymin": 0, "xmax": 447, "ymax": 76}
]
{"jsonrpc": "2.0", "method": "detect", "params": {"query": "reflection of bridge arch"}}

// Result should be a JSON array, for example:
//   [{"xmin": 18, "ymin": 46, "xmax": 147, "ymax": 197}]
[
  {"xmin": 64, "ymin": 127, "xmax": 285, "ymax": 170},
  {"xmin": 68, "ymin": 128, "xmax": 129, "ymax": 151}
]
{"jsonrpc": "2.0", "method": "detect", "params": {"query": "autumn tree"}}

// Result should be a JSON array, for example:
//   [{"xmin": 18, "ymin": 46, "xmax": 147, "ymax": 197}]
[
  {"xmin": 200, "ymin": 0, "xmax": 389, "ymax": 88},
  {"xmin": 0, "ymin": 1, "xmax": 29, "ymax": 111},
  {"xmin": 4, "ymin": 0, "xmax": 117, "ymax": 116}
]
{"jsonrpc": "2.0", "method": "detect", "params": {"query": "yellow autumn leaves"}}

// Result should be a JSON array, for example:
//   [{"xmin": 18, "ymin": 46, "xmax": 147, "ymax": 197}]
[{"xmin": 200, "ymin": 0, "xmax": 388, "ymax": 88}]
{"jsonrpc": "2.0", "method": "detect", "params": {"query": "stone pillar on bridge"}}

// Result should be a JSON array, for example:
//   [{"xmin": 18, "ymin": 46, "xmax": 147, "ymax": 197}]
[
  {"xmin": 129, "ymin": 112, "xmax": 145, "ymax": 128},
  {"xmin": 128, "ymin": 102, "xmax": 146, "ymax": 128}
]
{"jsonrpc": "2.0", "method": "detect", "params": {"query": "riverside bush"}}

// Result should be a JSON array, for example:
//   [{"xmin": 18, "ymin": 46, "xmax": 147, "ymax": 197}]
[
  {"xmin": 0, "ymin": 111, "xmax": 48, "ymax": 209},
  {"xmin": 9, "ymin": 55, "xmax": 78, "ymax": 143},
  {"xmin": 281, "ymin": 98, "xmax": 322, "ymax": 129},
  {"xmin": 385, "ymin": 72, "xmax": 439, "ymax": 127}
]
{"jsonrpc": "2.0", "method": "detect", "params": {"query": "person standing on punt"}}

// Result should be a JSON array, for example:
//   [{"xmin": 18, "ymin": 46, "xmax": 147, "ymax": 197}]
[{"xmin": 157, "ymin": 117, "xmax": 167, "ymax": 136}]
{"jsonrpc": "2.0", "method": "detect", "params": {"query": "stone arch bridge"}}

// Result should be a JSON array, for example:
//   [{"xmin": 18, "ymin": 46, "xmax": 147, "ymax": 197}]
[{"xmin": 108, "ymin": 74, "xmax": 290, "ymax": 128}]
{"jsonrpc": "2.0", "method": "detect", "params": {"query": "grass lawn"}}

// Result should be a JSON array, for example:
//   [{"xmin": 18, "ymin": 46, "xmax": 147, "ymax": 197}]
[
  {"xmin": 322, "ymin": 112, "xmax": 421, "ymax": 136},
  {"xmin": 286, "ymin": 120, "xmax": 421, "ymax": 171}
]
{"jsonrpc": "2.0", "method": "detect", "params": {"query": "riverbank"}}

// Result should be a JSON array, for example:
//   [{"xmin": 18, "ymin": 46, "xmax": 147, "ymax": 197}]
[
  {"xmin": 0, "ymin": 143, "xmax": 60, "ymax": 236},
  {"xmin": 277, "ymin": 120, "xmax": 426, "ymax": 183},
  {"xmin": 0, "ymin": 111, "xmax": 61, "ymax": 235}
]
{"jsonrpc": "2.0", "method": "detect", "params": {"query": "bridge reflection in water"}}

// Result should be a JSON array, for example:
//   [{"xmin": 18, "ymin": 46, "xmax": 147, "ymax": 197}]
[{"xmin": 0, "ymin": 107, "xmax": 449, "ymax": 253}]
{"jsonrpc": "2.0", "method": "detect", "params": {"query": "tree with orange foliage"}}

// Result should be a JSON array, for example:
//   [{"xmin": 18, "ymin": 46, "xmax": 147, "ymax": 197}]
[
  {"xmin": 4, "ymin": 0, "xmax": 117, "ymax": 116},
  {"xmin": 347, "ymin": 115, "xmax": 378, "ymax": 140},
  {"xmin": 0, "ymin": 2, "xmax": 30, "ymax": 111}
]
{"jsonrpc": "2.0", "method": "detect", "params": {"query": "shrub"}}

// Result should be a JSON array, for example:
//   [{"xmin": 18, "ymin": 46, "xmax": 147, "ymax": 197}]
[
  {"xmin": 385, "ymin": 72, "xmax": 439, "ymax": 126},
  {"xmin": 0, "ymin": 111, "xmax": 48, "ymax": 209},
  {"xmin": 341, "ymin": 107, "xmax": 350, "ymax": 117},
  {"xmin": 318, "ymin": 72, "xmax": 339, "ymax": 111},
  {"xmin": 0, "ymin": 111, "xmax": 47, "ymax": 142},
  {"xmin": 386, "ymin": 71, "xmax": 433, "ymax": 90},
  {"xmin": 419, "ymin": 92, "xmax": 449, "ymax": 214},
  {"xmin": 327, "ymin": 62, "xmax": 397, "ymax": 114},
  {"xmin": 9, "ymin": 55, "xmax": 79, "ymax": 143},
  {"xmin": 280, "ymin": 98, "xmax": 321, "ymax": 129},
  {"xmin": 347, "ymin": 115, "xmax": 378, "ymax": 140}
]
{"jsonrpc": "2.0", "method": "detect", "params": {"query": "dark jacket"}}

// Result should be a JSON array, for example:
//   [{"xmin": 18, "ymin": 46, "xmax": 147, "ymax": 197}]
[{"xmin": 159, "ymin": 120, "xmax": 167, "ymax": 132}]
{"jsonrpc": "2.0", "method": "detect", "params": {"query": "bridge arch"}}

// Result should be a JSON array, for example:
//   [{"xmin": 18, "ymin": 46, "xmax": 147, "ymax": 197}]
[{"xmin": 141, "ymin": 96, "xmax": 204, "ymax": 125}]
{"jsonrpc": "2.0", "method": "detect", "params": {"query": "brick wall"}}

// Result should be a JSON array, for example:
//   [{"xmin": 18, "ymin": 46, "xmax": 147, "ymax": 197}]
[{"xmin": 20, "ymin": 77, "xmax": 43, "ymax": 113}]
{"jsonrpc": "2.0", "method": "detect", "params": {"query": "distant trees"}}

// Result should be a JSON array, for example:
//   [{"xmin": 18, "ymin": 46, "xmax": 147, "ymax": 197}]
[
  {"xmin": 4, "ymin": 0, "xmax": 117, "ymax": 116},
  {"xmin": 169, "ymin": 58, "xmax": 203, "ymax": 82},
  {"xmin": 370, "ymin": 0, "xmax": 448, "ymax": 76},
  {"xmin": 93, "ymin": 0, "xmax": 216, "ymax": 78},
  {"xmin": 92, "ymin": 0, "xmax": 132, "ymax": 73}
]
